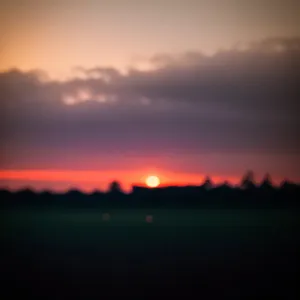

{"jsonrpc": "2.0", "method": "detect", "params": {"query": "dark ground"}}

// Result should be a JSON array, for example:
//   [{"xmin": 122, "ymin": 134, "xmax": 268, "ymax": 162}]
[{"xmin": 1, "ymin": 208, "xmax": 300, "ymax": 299}]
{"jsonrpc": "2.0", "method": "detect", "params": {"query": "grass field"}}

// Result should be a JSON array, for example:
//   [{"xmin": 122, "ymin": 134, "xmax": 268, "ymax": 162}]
[{"xmin": 1, "ymin": 208, "xmax": 300, "ymax": 298}]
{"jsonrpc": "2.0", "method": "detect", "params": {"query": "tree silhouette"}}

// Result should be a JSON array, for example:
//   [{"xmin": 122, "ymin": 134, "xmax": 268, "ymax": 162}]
[
  {"xmin": 260, "ymin": 173, "xmax": 273, "ymax": 189},
  {"xmin": 108, "ymin": 181, "xmax": 122, "ymax": 193},
  {"xmin": 280, "ymin": 178, "xmax": 293, "ymax": 190},
  {"xmin": 240, "ymin": 170, "xmax": 256, "ymax": 190},
  {"xmin": 201, "ymin": 176, "xmax": 213, "ymax": 190}
]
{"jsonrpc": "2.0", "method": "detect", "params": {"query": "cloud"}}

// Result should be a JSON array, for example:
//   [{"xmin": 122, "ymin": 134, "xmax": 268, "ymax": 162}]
[{"xmin": 0, "ymin": 37, "xmax": 299, "ymax": 171}]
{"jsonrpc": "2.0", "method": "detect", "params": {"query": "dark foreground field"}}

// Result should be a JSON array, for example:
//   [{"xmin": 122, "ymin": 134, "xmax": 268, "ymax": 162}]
[{"xmin": 1, "ymin": 208, "xmax": 300, "ymax": 299}]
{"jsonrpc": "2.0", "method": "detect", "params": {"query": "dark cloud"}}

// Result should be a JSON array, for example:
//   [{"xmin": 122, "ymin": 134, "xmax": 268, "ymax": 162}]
[{"xmin": 1, "ymin": 37, "xmax": 300, "ymax": 170}]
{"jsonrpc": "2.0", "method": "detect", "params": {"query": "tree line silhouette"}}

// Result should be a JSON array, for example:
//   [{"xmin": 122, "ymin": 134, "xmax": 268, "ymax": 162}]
[{"xmin": 1, "ymin": 171, "xmax": 299, "ymax": 209}]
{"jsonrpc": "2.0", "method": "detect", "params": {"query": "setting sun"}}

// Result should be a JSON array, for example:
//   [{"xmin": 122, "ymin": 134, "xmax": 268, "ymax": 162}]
[{"xmin": 145, "ymin": 175, "xmax": 160, "ymax": 188}]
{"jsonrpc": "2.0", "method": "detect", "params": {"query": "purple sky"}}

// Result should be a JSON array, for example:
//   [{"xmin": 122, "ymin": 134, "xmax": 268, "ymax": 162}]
[{"xmin": 0, "ymin": 1, "xmax": 299, "ymax": 190}]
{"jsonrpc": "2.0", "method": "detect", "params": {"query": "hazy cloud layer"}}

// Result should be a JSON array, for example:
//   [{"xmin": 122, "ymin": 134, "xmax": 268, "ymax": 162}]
[{"xmin": 1, "ymin": 37, "xmax": 299, "ymax": 171}]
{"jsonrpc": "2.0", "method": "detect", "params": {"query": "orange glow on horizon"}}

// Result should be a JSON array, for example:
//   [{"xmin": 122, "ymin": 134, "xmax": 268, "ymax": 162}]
[{"xmin": 0, "ymin": 169, "xmax": 289, "ymax": 192}]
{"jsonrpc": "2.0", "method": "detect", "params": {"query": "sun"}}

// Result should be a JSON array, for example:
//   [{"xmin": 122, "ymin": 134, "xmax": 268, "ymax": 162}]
[{"xmin": 145, "ymin": 175, "xmax": 160, "ymax": 188}]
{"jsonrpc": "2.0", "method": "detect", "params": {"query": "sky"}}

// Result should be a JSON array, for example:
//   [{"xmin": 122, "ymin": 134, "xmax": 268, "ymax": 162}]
[{"xmin": 0, "ymin": 0, "xmax": 300, "ymax": 191}]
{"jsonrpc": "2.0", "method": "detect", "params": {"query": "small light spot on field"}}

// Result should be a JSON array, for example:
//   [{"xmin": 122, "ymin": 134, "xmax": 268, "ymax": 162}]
[
  {"xmin": 102, "ymin": 213, "xmax": 111, "ymax": 221},
  {"xmin": 146, "ymin": 215, "xmax": 153, "ymax": 223}
]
